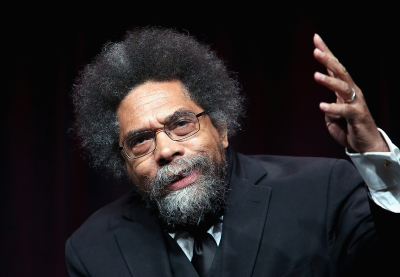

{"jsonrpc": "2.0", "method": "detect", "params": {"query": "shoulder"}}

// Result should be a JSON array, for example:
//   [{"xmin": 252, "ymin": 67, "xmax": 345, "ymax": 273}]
[
  {"xmin": 234, "ymin": 151, "xmax": 363, "ymax": 192},
  {"xmin": 249, "ymin": 153, "xmax": 349, "ymax": 167},
  {"xmin": 68, "ymin": 191, "xmax": 142, "ymax": 247},
  {"xmin": 65, "ymin": 191, "xmax": 147, "ymax": 275},
  {"xmin": 241, "ymin": 151, "xmax": 358, "ymax": 178}
]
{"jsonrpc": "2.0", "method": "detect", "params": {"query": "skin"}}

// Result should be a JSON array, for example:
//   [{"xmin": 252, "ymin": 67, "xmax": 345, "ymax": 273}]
[
  {"xmin": 117, "ymin": 80, "xmax": 229, "ymax": 190},
  {"xmin": 313, "ymin": 34, "xmax": 389, "ymax": 153}
]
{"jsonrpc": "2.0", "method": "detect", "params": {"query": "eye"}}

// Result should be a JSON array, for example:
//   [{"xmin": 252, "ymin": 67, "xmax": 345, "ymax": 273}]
[
  {"xmin": 166, "ymin": 116, "xmax": 198, "ymax": 138},
  {"xmin": 126, "ymin": 133, "xmax": 153, "ymax": 149},
  {"xmin": 171, "ymin": 117, "xmax": 195, "ymax": 132},
  {"xmin": 134, "ymin": 136, "xmax": 146, "ymax": 144},
  {"xmin": 176, "ymin": 120, "xmax": 190, "ymax": 127}
]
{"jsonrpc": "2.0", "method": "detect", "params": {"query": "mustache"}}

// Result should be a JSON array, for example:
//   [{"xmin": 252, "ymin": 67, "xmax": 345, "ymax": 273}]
[{"xmin": 144, "ymin": 154, "xmax": 210, "ymax": 191}]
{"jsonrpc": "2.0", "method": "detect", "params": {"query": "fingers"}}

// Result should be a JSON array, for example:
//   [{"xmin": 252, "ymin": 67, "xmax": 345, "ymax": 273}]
[
  {"xmin": 314, "ymin": 71, "xmax": 357, "ymax": 101},
  {"xmin": 313, "ymin": 34, "xmax": 355, "ymax": 87},
  {"xmin": 314, "ymin": 34, "xmax": 365, "ymax": 103},
  {"xmin": 320, "ymin": 102, "xmax": 348, "ymax": 117},
  {"xmin": 320, "ymin": 102, "xmax": 361, "ymax": 121},
  {"xmin": 313, "ymin": 33, "xmax": 331, "ymax": 55},
  {"xmin": 313, "ymin": 34, "xmax": 359, "ymax": 102},
  {"xmin": 314, "ymin": 34, "xmax": 388, "ymax": 153},
  {"xmin": 324, "ymin": 115, "xmax": 349, "ymax": 148}
]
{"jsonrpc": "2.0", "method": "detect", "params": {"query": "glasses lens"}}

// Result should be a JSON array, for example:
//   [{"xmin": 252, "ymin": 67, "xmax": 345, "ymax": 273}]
[
  {"xmin": 123, "ymin": 131, "xmax": 155, "ymax": 158},
  {"xmin": 166, "ymin": 112, "xmax": 200, "ymax": 140}
]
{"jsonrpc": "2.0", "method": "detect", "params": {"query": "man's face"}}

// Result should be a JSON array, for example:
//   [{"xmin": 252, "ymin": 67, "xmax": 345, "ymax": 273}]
[{"xmin": 117, "ymin": 80, "xmax": 229, "ymax": 229}]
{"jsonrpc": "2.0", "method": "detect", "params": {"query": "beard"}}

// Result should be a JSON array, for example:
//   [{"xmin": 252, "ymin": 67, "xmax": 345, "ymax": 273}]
[{"xmin": 133, "ymin": 147, "xmax": 229, "ymax": 232}]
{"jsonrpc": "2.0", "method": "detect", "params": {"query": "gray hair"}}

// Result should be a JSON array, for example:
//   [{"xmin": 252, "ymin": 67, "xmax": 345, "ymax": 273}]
[{"xmin": 73, "ymin": 27, "xmax": 245, "ymax": 179}]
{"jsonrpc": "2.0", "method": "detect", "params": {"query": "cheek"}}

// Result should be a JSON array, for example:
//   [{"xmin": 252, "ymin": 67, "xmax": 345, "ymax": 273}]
[
  {"xmin": 199, "ymin": 129, "xmax": 225, "ymax": 150},
  {"xmin": 125, "ymin": 158, "xmax": 156, "ymax": 183},
  {"xmin": 189, "ymin": 132, "xmax": 225, "ymax": 160}
]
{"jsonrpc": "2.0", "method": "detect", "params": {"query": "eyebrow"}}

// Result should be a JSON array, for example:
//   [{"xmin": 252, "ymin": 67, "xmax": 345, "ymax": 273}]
[{"xmin": 122, "ymin": 108, "xmax": 194, "ymax": 141}]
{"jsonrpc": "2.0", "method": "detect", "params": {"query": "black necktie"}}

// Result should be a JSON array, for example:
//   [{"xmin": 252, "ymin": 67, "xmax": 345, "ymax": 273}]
[{"xmin": 191, "ymin": 232, "xmax": 217, "ymax": 277}]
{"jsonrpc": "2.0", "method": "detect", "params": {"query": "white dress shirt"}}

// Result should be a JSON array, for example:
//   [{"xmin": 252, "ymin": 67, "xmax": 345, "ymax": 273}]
[{"xmin": 348, "ymin": 129, "xmax": 400, "ymax": 212}]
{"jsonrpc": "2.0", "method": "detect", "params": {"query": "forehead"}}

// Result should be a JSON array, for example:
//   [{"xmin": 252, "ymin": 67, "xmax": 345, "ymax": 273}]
[{"xmin": 117, "ymin": 80, "xmax": 202, "ymax": 130}]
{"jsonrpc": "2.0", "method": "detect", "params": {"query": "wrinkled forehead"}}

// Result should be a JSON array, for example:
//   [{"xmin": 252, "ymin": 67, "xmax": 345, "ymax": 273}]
[{"xmin": 117, "ymin": 80, "xmax": 203, "ymax": 131}]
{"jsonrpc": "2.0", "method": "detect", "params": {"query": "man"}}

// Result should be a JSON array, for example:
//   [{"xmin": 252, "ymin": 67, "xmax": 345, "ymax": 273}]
[{"xmin": 66, "ymin": 27, "xmax": 400, "ymax": 276}]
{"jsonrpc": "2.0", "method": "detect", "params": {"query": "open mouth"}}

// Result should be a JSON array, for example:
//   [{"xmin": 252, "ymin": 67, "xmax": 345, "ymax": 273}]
[{"xmin": 166, "ymin": 170, "xmax": 199, "ymax": 191}]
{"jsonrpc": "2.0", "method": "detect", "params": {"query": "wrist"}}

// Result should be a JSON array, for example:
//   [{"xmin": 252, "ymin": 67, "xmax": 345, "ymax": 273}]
[{"xmin": 362, "ymin": 133, "xmax": 390, "ymax": 153}]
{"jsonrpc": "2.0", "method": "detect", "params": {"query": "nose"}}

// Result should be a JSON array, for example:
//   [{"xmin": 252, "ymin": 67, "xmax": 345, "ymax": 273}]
[{"xmin": 153, "ymin": 130, "xmax": 185, "ymax": 165}]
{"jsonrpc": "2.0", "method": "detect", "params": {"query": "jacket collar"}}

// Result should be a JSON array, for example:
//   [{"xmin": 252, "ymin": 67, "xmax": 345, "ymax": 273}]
[
  {"xmin": 210, "ymin": 147, "xmax": 272, "ymax": 277},
  {"xmin": 115, "ymin": 194, "xmax": 174, "ymax": 277}
]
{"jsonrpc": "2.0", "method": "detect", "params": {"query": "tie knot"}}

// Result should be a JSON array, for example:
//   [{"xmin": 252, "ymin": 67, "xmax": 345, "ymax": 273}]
[
  {"xmin": 191, "ymin": 231, "xmax": 217, "ymax": 277},
  {"xmin": 193, "ymin": 228, "xmax": 211, "ymax": 239}
]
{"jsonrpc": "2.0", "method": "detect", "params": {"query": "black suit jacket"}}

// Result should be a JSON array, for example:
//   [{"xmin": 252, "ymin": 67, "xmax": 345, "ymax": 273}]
[{"xmin": 66, "ymin": 149, "xmax": 397, "ymax": 276}]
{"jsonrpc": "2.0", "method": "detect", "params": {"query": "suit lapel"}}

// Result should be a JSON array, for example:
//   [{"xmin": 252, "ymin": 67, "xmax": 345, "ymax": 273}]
[
  {"xmin": 212, "ymin": 151, "xmax": 272, "ymax": 277},
  {"xmin": 114, "ymin": 197, "xmax": 173, "ymax": 277}
]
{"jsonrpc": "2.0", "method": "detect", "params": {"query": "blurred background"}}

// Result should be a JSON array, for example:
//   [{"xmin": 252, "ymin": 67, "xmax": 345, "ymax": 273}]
[{"xmin": 1, "ymin": 3, "xmax": 398, "ymax": 276}]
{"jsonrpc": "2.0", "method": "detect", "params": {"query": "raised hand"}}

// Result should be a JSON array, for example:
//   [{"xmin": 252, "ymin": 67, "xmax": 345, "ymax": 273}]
[{"xmin": 313, "ymin": 34, "xmax": 389, "ymax": 153}]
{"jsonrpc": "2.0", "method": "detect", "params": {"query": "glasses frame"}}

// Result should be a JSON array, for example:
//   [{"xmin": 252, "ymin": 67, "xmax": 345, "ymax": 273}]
[{"xmin": 119, "ymin": 110, "xmax": 208, "ymax": 159}]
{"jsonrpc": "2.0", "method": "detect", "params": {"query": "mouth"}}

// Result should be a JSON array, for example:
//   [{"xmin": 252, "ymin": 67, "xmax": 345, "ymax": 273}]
[{"xmin": 165, "ymin": 170, "xmax": 199, "ymax": 191}]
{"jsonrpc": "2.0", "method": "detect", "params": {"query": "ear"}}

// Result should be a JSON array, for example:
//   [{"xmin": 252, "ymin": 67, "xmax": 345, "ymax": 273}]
[
  {"xmin": 222, "ymin": 136, "xmax": 229, "ymax": 148},
  {"xmin": 219, "ymin": 126, "xmax": 229, "ymax": 149}
]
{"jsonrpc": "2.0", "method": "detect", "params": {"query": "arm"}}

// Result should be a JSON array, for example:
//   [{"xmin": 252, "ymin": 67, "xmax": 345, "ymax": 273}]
[
  {"xmin": 313, "ymin": 34, "xmax": 400, "ymax": 212},
  {"xmin": 348, "ymin": 128, "xmax": 400, "ymax": 212}
]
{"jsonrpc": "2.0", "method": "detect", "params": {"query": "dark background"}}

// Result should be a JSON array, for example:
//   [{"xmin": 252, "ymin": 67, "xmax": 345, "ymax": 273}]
[{"xmin": 1, "ymin": 4, "xmax": 398, "ymax": 276}]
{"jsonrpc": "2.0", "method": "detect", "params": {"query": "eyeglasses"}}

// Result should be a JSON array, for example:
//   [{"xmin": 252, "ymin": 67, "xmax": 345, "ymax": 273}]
[{"xmin": 119, "ymin": 111, "xmax": 208, "ymax": 159}]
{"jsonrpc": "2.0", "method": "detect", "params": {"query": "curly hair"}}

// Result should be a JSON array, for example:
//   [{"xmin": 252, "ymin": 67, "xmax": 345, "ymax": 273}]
[{"xmin": 73, "ymin": 27, "xmax": 245, "ymax": 179}]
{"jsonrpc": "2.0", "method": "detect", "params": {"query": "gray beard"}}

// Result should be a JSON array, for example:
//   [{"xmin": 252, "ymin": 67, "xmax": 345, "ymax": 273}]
[{"xmin": 135, "ymin": 150, "xmax": 229, "ymax": 231}]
